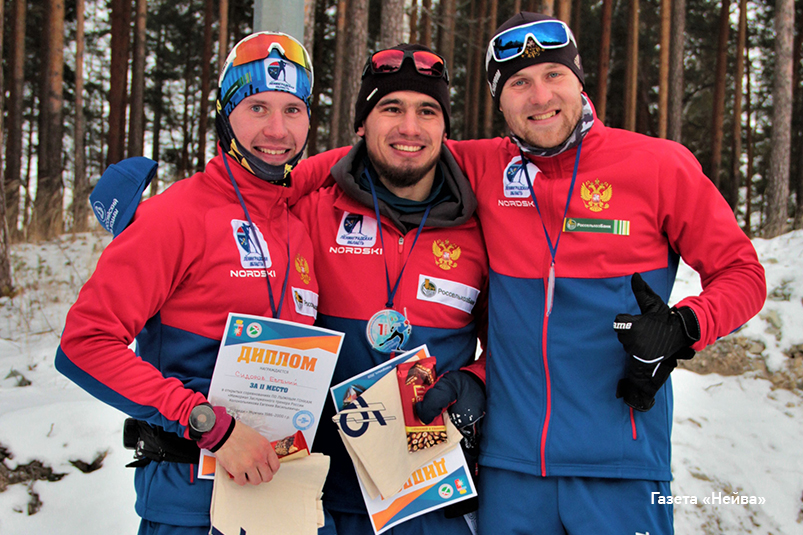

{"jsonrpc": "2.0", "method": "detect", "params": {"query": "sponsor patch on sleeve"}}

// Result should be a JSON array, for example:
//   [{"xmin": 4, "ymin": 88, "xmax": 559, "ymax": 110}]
[
  {"xmin": 416, "ymin": 274, "xmax": 480, "ymax": 314},
  {"xmin": 291, "ymin": 287, "xmax": 318, "ymax": 319}
]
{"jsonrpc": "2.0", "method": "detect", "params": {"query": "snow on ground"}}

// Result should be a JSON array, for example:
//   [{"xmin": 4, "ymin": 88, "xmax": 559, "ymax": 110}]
[{"xmin": 0, "ymin": 230, "xmax": 802, "ymax": 534}]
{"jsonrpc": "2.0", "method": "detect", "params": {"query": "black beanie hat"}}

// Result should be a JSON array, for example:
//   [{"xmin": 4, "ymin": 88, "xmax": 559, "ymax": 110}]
[
  {"xmin": 354, "ymin": 43, "xmax": 451, "ymax": 135},
  {"xmin": 486, "ymin": 12, "xmax": 584, "ymax": 108}
]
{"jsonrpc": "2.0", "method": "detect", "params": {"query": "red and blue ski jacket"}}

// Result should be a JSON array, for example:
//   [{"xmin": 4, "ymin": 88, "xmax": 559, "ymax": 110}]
[
  {"xmin": 55, "ymin": 151, "xmax": 322, "ymax": 525},
  {"xmin": 445, "ymin": 115, "xmax": 765, "ymax": 482},
  {"xmin": 291, "ymin": 142, "xmax": 488, "ymax": 513}
]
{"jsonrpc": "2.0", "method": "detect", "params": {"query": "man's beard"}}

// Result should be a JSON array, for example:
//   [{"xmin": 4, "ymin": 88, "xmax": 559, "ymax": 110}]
[{"xmin": 370, "ymin": 153, "xmax": 439, "ymax": 190}]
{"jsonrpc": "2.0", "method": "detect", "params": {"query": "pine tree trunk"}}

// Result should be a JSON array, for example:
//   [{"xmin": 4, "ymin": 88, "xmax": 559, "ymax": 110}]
[
  {"xmin": 623, "ymin": 0, "xmax": 639, "ymax": 132},
  {"xmin": 409, "ymin": 0, "xmax": 418, "ymax": 42},
  {"xmin": 35, "ymin": 0, "xmax": 66, "ymax": 240},
  {"xmin": 793, "ymin": 1, "xmax": 803, "ymax": 229},
  {"xmin": 657, "ymin": 0, "xmax": 671, "ymax": 139},
  {"xmin": 421, "ymin": 0, "xmax": 432, "ymax": 48},
  {"xmin": 570, "ymin": 0, "xmax": 581, "ymax": 41},
  {"xmin": 764, "ymin": 0, "xmax": 794, "ymax": 238},
  {"xmin": 73, "ymin": 0, "xmax": 88, "ymax": 233},
  {"xmin": 304, "ymin": 0, "xmax": 316, "ymax": 51},
  {"xmin": 556, "ymin": 0, "xmax": 570, "ymax": 23},
  {"xmin": 596, "ymin": 0, "xmax": 613, "ymax": 123},
  {"xmin": 128, "ymin": 0, "xmax": 147, "ymax": 159},
  {"xmin": 728, "ymin": 0, "xmax": 747, "ymax": 212},
  {"xmin": 380, "ymin": 0, "xmax": 405, "ymax": 49},
  {"xmin": 197, "ymin": 0, "xmax": 214, "ymax": 170},
  {"xmin": 437, "ymin": 0, "xmax": 456, "ymax": 75},
  {"xmin": 308, "ymin": 0, "xmax": 327, "ymax": 155},
  {"xmin": 329, "ymin": 0, "xmax": 347, "ymax": 148},
  {"xmin": 337, "ymin": 0, "xmax": 367, "ymax": 147},
  {"xmin": 541, "ymin": 0, "xmax": 554, "ymax": 16},
  {"xmin": 482, "ymin": 0, "xmax": 498, "ymax": 138},
  {"xmin": 709, "ymin": 0, "xmax": 730, "ymax": 189},
  {"xmin": 4, "ymin": 0, "xmax": 26, "ymax": 238},
  {"xmin": 218, "ymin": 0, "xmax": 229, "ymax": 76},
  {"xmin": 150, "ymin": 26, "xmax": 165, "ymax": 197},
  {"xmin": 0, "ymin": 0, "xmax": 12, "ymax": 294},
  {"xmin": 744, "ymin": 46, "xmax": 753, "ymax": 237},
  {"xmin": 667, "ymin": 0, "xmax": 685, "ymax": 142},
  {"xmin": 107, "ymin": 0, "xmax": 132, "ymax": 166},
  {"xmin": 179, "ymin": 45, "xmax": 193, "ymax": 181}
]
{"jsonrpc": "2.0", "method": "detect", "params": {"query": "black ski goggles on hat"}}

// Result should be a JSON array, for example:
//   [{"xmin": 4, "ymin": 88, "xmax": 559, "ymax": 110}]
[
  {"xmin": 362, "ymin": 49, "xmax": 449, "ymax": 84},
  {"xmin": 488, "ymin": 20, "xmax": 576, "ymax": 63}
]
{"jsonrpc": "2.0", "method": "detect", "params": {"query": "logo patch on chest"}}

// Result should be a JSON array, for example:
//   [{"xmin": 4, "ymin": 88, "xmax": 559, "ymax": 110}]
[
  {"xmin": 231, "ymin": 219, "xmax": 272, "ymax": 269},
  {"xmin": 336, "ymin": 212, "xmax": 378, "ymax": 247},
  {"xmin": 416, "ymin": 274, "xmax": 480, "ymax": 314},
  {"xmin": 502, "ymin": 156, "xmax": 542, "ymax": 198}
]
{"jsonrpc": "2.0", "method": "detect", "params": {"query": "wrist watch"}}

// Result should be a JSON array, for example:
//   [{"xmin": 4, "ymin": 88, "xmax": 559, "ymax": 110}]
[{"xmin": 188, "ymin": 403, "xmax": 216, "ymax": 441}]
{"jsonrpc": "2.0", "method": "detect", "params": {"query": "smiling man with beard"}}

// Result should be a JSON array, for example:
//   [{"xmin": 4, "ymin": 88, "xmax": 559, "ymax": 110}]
[
  {"xmin": 443, "ymin": 11, "xmax": 766, "ymax": 535},
  {"xmin": 290, "ymin": 44, "xmax": 489, "ymax": 535}
]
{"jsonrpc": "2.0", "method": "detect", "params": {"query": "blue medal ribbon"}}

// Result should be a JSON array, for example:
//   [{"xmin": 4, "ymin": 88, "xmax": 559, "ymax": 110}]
[
  {"xmin": 223, "ymin": 152, "xmax": 291, "ymax": 319},
  {"xmin": 520, "ymin": 141, "xmax": 583, "ymax": 316}
]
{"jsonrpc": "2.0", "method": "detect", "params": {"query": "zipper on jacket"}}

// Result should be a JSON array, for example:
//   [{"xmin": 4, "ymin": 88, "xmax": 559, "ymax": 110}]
[
  {"xmin": 630, "ymin": 407, "xmax": 638, "ymax": 440},
  {"xmin": 398, "ymin": 236, "xmax": 404, "ymax": 254}
]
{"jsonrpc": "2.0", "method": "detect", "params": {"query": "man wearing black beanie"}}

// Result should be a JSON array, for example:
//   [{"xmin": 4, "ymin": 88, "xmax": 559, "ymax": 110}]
[
  {"xmin": 291, "ymin": 44, "xmax": 488, "ymax": 535},
  {"xmin": 445, "ymin": 11, "xmax": 765, "ymax": 535}
]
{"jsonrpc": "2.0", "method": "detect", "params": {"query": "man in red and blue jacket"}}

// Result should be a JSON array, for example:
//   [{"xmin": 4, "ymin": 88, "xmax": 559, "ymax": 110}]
[
  {"xmin": 443, "ymin": 12, "xmax": 766, "ymax": 535},
  {"xmin": 56, "ymin": 33, "xmax": 326, "ymax": 535},
  {"xmin": 291, "ymin": 44, "xmax": 488, "ymax": 535}
]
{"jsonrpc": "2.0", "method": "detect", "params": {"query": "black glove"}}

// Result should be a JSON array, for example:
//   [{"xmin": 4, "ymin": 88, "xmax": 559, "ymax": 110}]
[
  {"xmin": 415, "ymin": 370, "xmax": 485, "ymax": 466},
  {"xmin": 613, "ymin": 273, "xmax": 699, "ymax": 412},
  {"xmin": 415, "ymin": 370, "xmax": 486, "ymax": 429},
  {"xmin": 415, "ymin": 370, "xmax": 485, "ymax": 517}
]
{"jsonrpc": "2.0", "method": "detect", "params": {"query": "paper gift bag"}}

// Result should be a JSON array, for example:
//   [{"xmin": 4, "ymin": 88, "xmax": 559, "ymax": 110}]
[
  {"xmin": 334, "ymin": 368, "xmax": 460, "ymax": 499},
  {"xmin": 210, "ymin": 453, "xmax": 329, "ymax": 535}
]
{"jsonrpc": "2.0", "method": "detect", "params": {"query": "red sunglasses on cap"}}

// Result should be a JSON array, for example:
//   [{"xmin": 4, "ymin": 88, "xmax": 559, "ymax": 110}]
[{"xmin": 362, "ymin": 49, "xmax": 449, "ymax": 84}]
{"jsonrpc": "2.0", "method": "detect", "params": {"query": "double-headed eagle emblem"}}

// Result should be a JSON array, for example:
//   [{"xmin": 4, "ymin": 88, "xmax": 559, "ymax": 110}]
[
  {"xmin": 295, "ymin": 254, "xmax": 311, "ymax": 284},
  {"xmin": 432, "ymin": 239, "xmax": 461, "ymax": 270},
  {"xmin": 580, "ymin": 179, "xmax": 612, "ymax": 212}
]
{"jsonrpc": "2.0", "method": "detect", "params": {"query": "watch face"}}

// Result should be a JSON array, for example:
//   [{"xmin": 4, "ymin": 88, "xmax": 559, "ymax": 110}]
[{"xmin": 190, "ymin": 405, "xmax": 216, "ymax": 433}]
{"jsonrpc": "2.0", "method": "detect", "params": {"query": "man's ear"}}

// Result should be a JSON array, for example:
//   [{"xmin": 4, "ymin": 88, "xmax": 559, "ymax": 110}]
[
  {"xmin": 356, "ymin": 124, "xmax": 365, "ymax": 137},
  {"xmin": 442, "ymin": 132, "xmax": 448, "ymax": 142}
]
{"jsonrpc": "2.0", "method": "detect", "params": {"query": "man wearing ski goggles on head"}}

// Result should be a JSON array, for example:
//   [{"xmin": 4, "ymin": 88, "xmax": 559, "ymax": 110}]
[
  {"xmin": 290, "ymin": 43, "xmax": 488, "ymax": 535},
  {"xmin": 444, "ymin": 11, "xmax": 765, "ymax": 535},
  {"xmin": 57, "ymin": 31, "xmax": 332, "ymax": 535}
]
